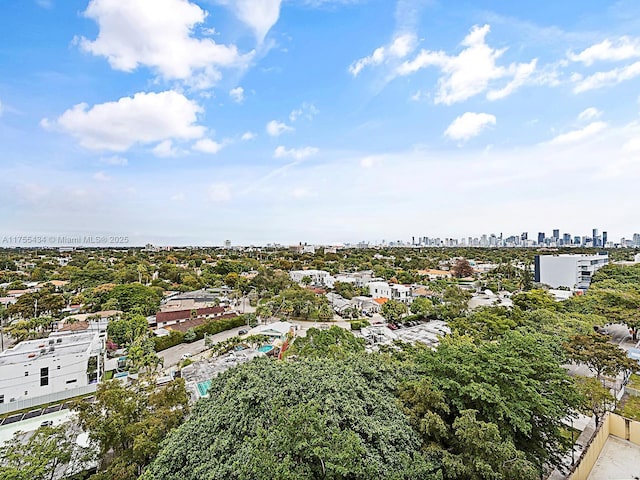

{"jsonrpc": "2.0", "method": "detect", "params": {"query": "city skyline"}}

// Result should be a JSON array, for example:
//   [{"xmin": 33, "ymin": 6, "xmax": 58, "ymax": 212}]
[{"xmin": 1, "ymin": 1, "xmax": 640, "ymax": 244}]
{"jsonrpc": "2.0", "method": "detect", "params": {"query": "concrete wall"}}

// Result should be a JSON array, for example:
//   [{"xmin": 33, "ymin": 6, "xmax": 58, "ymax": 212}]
[{"xmin": 569, "ymin": 413, "xmax": 640, "ymax": 480}]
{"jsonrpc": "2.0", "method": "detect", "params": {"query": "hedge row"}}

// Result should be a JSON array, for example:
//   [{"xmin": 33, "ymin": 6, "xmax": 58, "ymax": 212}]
[{"xmin": 153, "ymin": 315, "xmax": 248, "ymax": 352}]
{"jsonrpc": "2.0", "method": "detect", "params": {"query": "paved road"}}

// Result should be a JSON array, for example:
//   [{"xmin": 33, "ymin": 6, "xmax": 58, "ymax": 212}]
[{"xmin": 159, "ymin": 325, "xmax": 250, "ymax": 370}]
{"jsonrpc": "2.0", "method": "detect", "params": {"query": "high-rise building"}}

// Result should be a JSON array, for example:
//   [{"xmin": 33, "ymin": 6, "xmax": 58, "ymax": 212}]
[
  {"xmin": 592, "ymin": 229, "xmax": 599, "ymax": 247},
  {"xmin": 633, "ymin": 233, "xmax": 640, "ymax": 247},
  {"xmin": 538, "ymin": 232, "xmax": 545, "ymax": 244},
  {"xmin": 563, "ymin": 233, "xmax": 571, "ymax": 245},
  {"xmin": 602, "ymin": 231, "xmax": 608, "ymax": 246},
  {"xmin": 521, "ymin": 232, "xmax": 528, "ymax": 241},
  {"xmin": 553, "ymin": 229, "xmax": 560, "ymax": 240}
]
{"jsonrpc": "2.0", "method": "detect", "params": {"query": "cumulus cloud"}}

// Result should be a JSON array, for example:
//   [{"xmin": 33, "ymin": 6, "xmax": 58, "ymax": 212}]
[
  {"xmin": 93, "ymin": 171, "xmax": 111, "ymax": 182},
  {"xmin": 100, "ymin": 155, "xmax": 128, "ymax": 166},
  {"xmin": 241, "ymin": 131, "xmax": 256, "ymax": 141},
  {"xmin": 396, "ymin": 24, "xmax": 537, "ymax": 104},
  {"xmin": 266, "ymin": 120, "xmax": 294, "ymax": 136},
  {"xmin": 208, "ymin": 183, "xmax": 232, "ymax": 202},
  {"xmin": 273, "ymin": 146, "xmax": 319, "ymax": 160},
  {"xmin": 153, "ymin": 140, "xmax": 181, "ymax": 157},
  {"xmin": 349, "ymin": 33, "xmax": 417, "ymax": 76},
  {"xmin": 444, "ymin": 112, "xmax": 496, "ymax": 142},
  {"xmin": 42, "ymin": 90, "xmax": 205, "ymax": 151},
  {"xmin": 289, "ymin": 102, "xmax": 319, "ymax": 122},
  {"xmin": 193, "ymin": 138, "xmax": 223, "ymax": 154},
  {"xmin": 229, "ymin": 87, "xmax": 244, "ymax": 103},
  {"xmin": 218, "ymin": 0, "xmax": 281, "ymax": 43},
  {"xmin": 573, "ymin": 61, "xmax": 640, "ymax": 93},
  {"xmin": 79, "ymin": 0, "xmax": 251, "ymax": 87},
  {"xmin": 577, "ymin": 107, "xmax": 602, "ymax": 122},
  {"xmin": 548, "ymin": 121, "xmax": 607, "ymax": 145},
  {"xmin": 568, "ymin": 37, "xmax": 640, "ymax": 65}
]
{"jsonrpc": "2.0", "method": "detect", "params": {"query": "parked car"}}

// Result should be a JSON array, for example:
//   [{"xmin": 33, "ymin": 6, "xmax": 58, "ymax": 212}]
[
  {"xmin": 40, "ymin": 420, "xmax": 53, "ymax": 427},
  {"xmin": 180, "ymin": 353, "xmax": 192, "ymax": 360},
  {"xmin": 387, "ymin": 323, "xmax": 398, "ymax": 330},
  {"xmin": 238, "ymin": 329, "xmax": 248, "ymax": 335}
]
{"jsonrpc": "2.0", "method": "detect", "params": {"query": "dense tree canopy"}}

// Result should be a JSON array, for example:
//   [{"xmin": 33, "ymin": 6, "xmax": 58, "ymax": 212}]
[{"xmin": 142, "ymin": 357, "xmax": 436, "ymax": 480}]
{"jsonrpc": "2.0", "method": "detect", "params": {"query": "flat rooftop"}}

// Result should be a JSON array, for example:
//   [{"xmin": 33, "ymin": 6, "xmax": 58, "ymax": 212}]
[
  {"xmin": 0, "ymin": 332, "xmax": 98, "ymax": 367},
  {"xmin": 587, "ymin": 436, "xmax": 640, "ymax": 479}
]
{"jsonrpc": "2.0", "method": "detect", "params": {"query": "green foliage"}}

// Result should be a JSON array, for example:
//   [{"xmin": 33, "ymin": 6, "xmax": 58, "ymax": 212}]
[
  {"xmin": 183, "ymin": 328, "xmax": 197, "ymax": 343},
  {"xmin": 72, "ymin": 379, "xmax": 189, "ymax": 479},
  {"xmin": 350, "ymin": 319, "xmax": 371, "ymax": 330},
  {"xmin": 152, "ymin": 329, "xmax": 183, "ymax": 351},
  {"xmin": 403, "ymin": 332, "xmax": 582, "ymax": 472},
  {"xmin": 449, "ymin": 306, "xmax": 515, "ymax": 340},
  {"xmin": 0, "ymin": 424, "xmax": 94, "ymax": 480},
  {"xmin": 104, "ymin": 283, "xmax": 162, "ymax": 315},
  {"xmin": 511, "ymin": 289, "xmax": 557, "ymax": 312},
  {"xmin": 410, "ymin": 297, "xmax": 434, "ymax": 318},
  {"xmin": 285, "ymin": 326, "xmax": 365, "ymax": 359},
  {"xmin": 107, "ymin": 314, "xmax": 148, "ymax": 346},
  {"xmin": 332, "ymin": 281, "xmax": 368, "ymax": 300},
  {"xmin": 564, "ymin": 333, "xmax": 637, "ymax": 379},
  {"xmin": 618, "ymin": 395, "xmax": 640, "ymax": 421},
  {"xmin": 381, "ymin": 299, "xmax": 408, "ymax": 323},
  {"xmin": 141, "ymin": 357, "xmax": 436, "ymax": 480},
  {"xmin": 574, "ymin": 376, "xmax": 615, "ymax": 425}
]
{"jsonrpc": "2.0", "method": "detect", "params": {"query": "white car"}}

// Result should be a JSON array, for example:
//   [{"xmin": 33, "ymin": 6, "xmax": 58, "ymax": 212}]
[{"xmin": 180, "ymin": 353, "xmax": 192, "ymax": 360}]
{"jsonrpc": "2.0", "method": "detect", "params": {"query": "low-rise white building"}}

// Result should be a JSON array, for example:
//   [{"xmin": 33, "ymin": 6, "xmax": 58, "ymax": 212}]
[
  {"xmin": 534, "ymin": 253, "xmax": 609, "ymax": 290},
  {"xmin": 0, "ymin": 331, "xmax": 105, "ymax": 406},
  {"xmin": 289, "ymin": 270, "xmax": 333, "ymax": 287},
  {"xmin": 368, "ymin": 282, "xmax": 412, "ymax": 304}
]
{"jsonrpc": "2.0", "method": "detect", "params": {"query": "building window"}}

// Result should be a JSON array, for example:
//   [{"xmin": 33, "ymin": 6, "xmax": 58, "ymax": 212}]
[
  {"xmin": 66, "ymin": 379, "xmax": 77, "ymax": 384},
  {"xmin": 0, "ymin": 395, "xmax": 4, "ymax": 404},
  {"xmin": 40, "ymin": 367, "xmax": 49, "ymax": 387},
  {"xmin": 57, "ymin": 365, "xmax": 61, "ymax": 370},
  {"xmin": 24, "ymin": 391, "xmax": 28, "ymax": 396},
  {"xmin": 24, "ymin": 372, "xmax": 28, "ymax": 376}
]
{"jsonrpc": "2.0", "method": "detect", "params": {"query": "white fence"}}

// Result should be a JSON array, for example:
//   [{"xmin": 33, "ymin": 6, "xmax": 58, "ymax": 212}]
[{"xmin": 0, "ymin": 384, "xmax": 97, "ymax": 415}]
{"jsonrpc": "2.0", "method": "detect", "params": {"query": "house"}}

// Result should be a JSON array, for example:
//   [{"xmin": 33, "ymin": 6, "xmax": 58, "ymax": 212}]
[
  {"xmin": 0, "ymin": 331, "xmax": 105, "ymax": 409},
  {"xmin": 154, "ymin": 306, "xmax": 227, "ymax": 329},
  {"xmin": 289, "ymin": 270, "xmax": 334, "ymax": 287},
  {"xmin": 248, "ymin": 322, "xmax": 294, "ymax": 341},
  {"xmin": 368, "ymin": 282, "xmax": 412, "ymax": 304}
]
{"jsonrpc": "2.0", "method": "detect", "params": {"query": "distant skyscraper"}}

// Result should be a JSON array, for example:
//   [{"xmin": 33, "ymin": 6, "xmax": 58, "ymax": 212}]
[
  {"xmin": 553, "ymin": 229, "xmax": 560, "ymax": 240},
  {"xmin": 563, "ymin": 233, "xmax": 571, "ymax": 245},
  {"xmin": 634, "ymin": 233, "xmax": 640, "ymax": 247},
  {"xmin": 521, "ymin": 232, "xmax": 528, "ymax": 241},
  {"xmin": 592, "ymin": 228, "xmax": 598, "ymax": 246},
  {"xmin": 224, "ymin": 239, "xmax": 231, "ymax": 249},
  {"xmin": 538, "ymin": 232, "xmax": 545, "ymax": 244},
  {"xmin": 602, "ymin": 231, "xmax": 607, "ymax": 246}
]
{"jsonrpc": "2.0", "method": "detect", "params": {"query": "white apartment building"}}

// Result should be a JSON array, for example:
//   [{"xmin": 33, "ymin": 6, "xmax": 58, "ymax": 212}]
[
  {"xmin": 368, "ymin": 282, "xmax": 412, "ymax": 304},
  {"xmin": 289, "ymin": 270, "xmax": 333, "ymax": 287},
  {"xmin": 534, "ymin": 253, "xmax": 609, "ymax": 290},
  {"xmin": 0, "ymin": 331, "xmax": 105, "ymax": 405}
]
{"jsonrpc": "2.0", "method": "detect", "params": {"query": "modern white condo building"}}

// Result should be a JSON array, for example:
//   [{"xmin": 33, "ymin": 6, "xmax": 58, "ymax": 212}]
[
  {"xmin": 534, "ymin": 253, "xmax": 609, "ymax": 290},
  {"xmin": 0, "ymin": 331, "xmax": 105, "ymax": 406}
]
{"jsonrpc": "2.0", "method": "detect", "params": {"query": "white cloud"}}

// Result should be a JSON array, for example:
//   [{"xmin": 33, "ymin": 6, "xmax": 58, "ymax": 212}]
[
  {"xmin": 153, "ymin": 140, "xmax": 181, "ymax": 157},
  {"xmin": 43, "ymin": 91, "xmax": 205, "ymax": 151},
  {"xmin": 273, "ymin": 146, "xmax": 319, "ymax": 160},
  {"xmin": 349, "ymin": 33, "xmax": 417, "ymax": 76},
  {"xmin": 291, "ymin": 187, "xmax": 314, "ymax": 198},
  {"xmin": 289, "ymin": 103, "xmax": 319, "ymax": 122},
  {"xmin": 100, "ymin": 155, "xmax": 128, "ymax": 166},
  {"xmin": 221, "ymin": 0, "xmax": 281, "ymax": 43},
  {"xmin": 208, "ymin": 183, "xmax": 232, "ymax": 202},
  {"xmin": 573, "ymin": 61, "xmax": 640, "ymax": 93},
  {"xmin": 486, "ymin": 59, "xmax": 537, "ymax": 100},
  {"xmin": 93, "ymin": 171, "xmax": 111, "ymax": 182},
  {"xmin": 444, "ymin": 112, "xmax": 496, "ymax": 142},
  {"xmin": 193, "ymin": 138, "xmax": 223, "ymax": 154},
  {"xmin": 577, "ymin": 107, "xmax": 602, "ymax": 122},
  {"xmin": 568, "ymin": 37, "xmax": 640, "ymax": 65},
  {"xmin": 266, "ymin": 120, "xmax": 294, "ymax": 136},
  {"xmin": 548, "ymin": 121, "xmax": 607, "ymax": 145},
  {"xmin": 79, "ymin": 0, "xmax": 251, "ymax": 87},
  {"xmin": 241, "ymin": 131, "xmax": 256, "ymax": 141},
  {"xmin": 229, "ymin": 87, "xmax": 244, "ymax": 103},
  {"xmin": 396, "ymin": 24, "xmax": 537, "ymax": 104}
]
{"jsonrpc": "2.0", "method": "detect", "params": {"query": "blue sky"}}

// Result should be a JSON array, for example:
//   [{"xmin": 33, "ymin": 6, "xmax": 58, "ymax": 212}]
[{"xmin": 1, "ymin": 0, "xmax": 639, "ymax": 246}]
